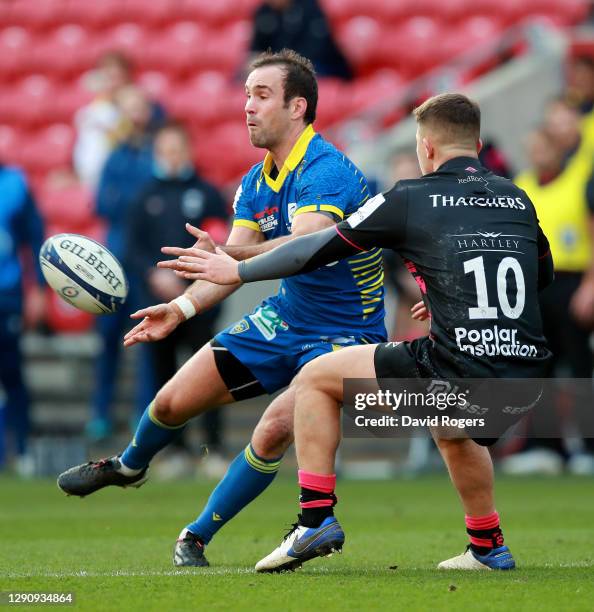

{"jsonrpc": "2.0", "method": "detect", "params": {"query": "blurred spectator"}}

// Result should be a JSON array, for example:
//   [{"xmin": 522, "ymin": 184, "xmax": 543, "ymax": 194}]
[
  {"xmin": 508, "ymin": 116, "xmax": 594, "ymax": 475},
  {"xmin": 73, "ymin": 51, "xmax": 165, "ymax": 188},
  {"xmin": 90, "ymin": 86, "xmax": 159, "ymax": 441},
  {"xmin": 478, "ymin": 139, "xmax": 512, "ymax": 178},
  {"xmin": 565, "ymin": 55, "xmax": 594, "ymax": 115},
  {"xmin": 0, "ymin": 165, "xmax": 45, "ymax": 475},
  {"xmin": 249, "ymin": 0, "xmax": 352, "ymax": 79},
  {"xmin": 126, "ymin": 121, "xmax": 230, "ymax": 477}
]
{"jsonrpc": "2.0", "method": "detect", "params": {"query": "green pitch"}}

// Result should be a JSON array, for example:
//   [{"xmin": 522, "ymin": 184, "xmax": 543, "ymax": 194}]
[{"xmin": 1, "ymin": 474, "xmax": 592, "ymax": 611}]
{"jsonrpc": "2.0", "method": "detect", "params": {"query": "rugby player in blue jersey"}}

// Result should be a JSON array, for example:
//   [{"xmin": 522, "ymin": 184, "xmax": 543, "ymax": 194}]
[{"xmin": 58, "ymin": 49, "xmax": 388, "ymax": 567}]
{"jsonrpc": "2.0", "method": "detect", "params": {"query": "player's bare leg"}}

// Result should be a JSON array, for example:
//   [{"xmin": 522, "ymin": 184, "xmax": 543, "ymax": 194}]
[
  {"xmin": 433, "ymin": 435, "xmax": 514, "ymax": 570},
  {"xmin": 57, "ymin": 343, "xmax": 235, "ymax": 497},
  {"xmin": 256, "ymin": 345, "xmax": 377, "ymax": 572}
]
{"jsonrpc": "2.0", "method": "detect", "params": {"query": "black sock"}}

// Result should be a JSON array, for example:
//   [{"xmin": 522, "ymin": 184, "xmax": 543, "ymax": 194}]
[
  {"xmin": 467, "ymin": 527, "xmax": 504, "ymax": 556},
  {"xmin": 299, "ymin": 486, "xmax": 336, "ymax": 528}
]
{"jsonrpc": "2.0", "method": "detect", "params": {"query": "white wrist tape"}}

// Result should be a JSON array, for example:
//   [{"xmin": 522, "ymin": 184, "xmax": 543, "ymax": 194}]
[{"xmin": 172, "ymin": 295, "xmax": 197, "ymax": 320}]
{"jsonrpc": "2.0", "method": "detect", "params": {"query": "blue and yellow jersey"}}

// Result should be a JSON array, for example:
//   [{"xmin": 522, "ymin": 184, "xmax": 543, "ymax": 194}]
[{"xmin": 232, "ymin": 125, "xmax": 386, "ymax": 337}]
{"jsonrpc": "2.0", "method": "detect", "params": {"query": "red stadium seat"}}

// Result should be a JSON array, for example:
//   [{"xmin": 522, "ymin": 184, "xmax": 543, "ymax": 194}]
[
  {"xmin": 20, "ymin": 124, "xmax": 75, "ymax": 173},
  {"xmin": 181, "ymin": 0, "xmax": 251, "ymax": 25},
  {"xmin": 143, "ymin": 22, "xmax": 207, "ymax": 75},
  {"xmin": 0, "ymin": 75, "xmax": 58, "ymax": 128},
  {"xmin": 38, "ymin": 183, "xmax": 95, "ymax": 228},
  {"xmin": 0, "ymin": 125, "xmax": 24, "ymax": 166},
  {"xmin": 45, "ymin": 289, "xmax": 94, "ymax": 334},
  {"xmin": 390, "ymin": 18, "xmax": 444, "ymax": 76},
  {"xmin": 0, "ymin": 26, "xmax": 33, "ymax": 78},
  {"xmin": 168, "ymin": 71, "xmax": 238, "ymax": 127},
  {"xmin": 55, "ymin": 79, "xmax": 94, "ymax": 124},
  {"xmin": 336, "ymin": 17, "xmax": 385, "ymax": 75},
  {"xmin": 349, "ymin": 70, "xmax": 406, "ymax": 116},
  {"xmin": 122, "ymin": 0, "xmax": 178, "ymax": 26},
  {"xmin": 316, "ymin": 79, "xmax": 354, "ymax": 129},
  {"xmin": 195, "ymin": 122, "xmax": 263, "ymax": 186},
  {"xmin": 62, "ymin": 0, "xmax": 123, "ymax": 30},
  {"xmin": 442, "ymin": 17, "xmax": 503, "ymax": 63},
  {"xmin": 96, "ymin": 23, "xmax": 149, "ymax": 64},
  {"xmin": 136, "ymin": 71, "xmax": 173, "ymax": 104},
  {"xmin": 206, "ymin": 21, "xmax": 251, "ymax": 75},
  {"xmin": 32, "ymin": 25, "xmax": 95, "ymax": 77},
  {"xmin": 9, "ymin": 0, "xmax": 65, "ymax": 32}
]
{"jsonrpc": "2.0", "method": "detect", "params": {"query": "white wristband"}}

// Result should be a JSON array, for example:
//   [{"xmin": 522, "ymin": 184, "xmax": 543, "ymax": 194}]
[{"xmin": 172, "ymin": 295, "xmax": 197, "ymax": 320}]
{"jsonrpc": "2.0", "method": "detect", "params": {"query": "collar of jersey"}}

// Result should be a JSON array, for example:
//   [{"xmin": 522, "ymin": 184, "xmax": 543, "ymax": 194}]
[{"xmin": 261, "ymin": 124, "xmax": 316, "ymax": 192}]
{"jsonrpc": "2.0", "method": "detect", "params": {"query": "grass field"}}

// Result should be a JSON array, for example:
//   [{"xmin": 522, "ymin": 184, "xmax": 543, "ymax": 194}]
[{"xmin": 1, "ymin": 474, "xmax": 593, "ymax": 611}]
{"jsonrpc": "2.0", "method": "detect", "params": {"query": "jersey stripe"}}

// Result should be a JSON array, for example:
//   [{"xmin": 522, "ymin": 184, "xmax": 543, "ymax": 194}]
[
  {"xmin": 233, "ymin": 219, "xmax": 261, "ymax": 231},
  {"xmin": 294, "ymin": 204, "xmax": 345, "ymax": 219}
]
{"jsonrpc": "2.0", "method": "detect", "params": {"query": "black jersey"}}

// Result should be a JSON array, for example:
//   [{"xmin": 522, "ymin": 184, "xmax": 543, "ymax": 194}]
[{"xmin": 239, "ymin": 156, "xmax": 554, "ymax": 378}]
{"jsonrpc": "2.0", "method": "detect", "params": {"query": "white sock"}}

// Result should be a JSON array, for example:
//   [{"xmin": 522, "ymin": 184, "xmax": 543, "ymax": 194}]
[{"xmin": 117, "ymin": 458, "xmax": 143, "ymax": 476}]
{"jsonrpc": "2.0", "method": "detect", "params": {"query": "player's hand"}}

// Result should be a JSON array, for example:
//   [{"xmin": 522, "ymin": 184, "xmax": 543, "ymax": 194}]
[
  {"xmin": 123, "ymin": 303, "xmax": 183, "ymax": 347},
  {"xmin": 24, "ymin": 285, "xmax": 46, "ymax": 329},
  {"xmin": 164, "ymin": 247, "xmax": 241, "ymax": 285},
  {"xmin": 570, "ymin": 277, "xmax": 594, "ymax": 328},
  {"xmin": 186, "ymin": 223, "xmax": 217, "ymax": 253},
  {"xmin": 410, "ymin": 300, "xmax": 429, "ymax": 321}
]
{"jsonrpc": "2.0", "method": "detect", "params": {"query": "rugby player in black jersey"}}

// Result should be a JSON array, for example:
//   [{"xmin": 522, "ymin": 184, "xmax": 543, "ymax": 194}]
[{"xmin": 165, "ymin": 93, "xmax": 554, "ymax": 572}]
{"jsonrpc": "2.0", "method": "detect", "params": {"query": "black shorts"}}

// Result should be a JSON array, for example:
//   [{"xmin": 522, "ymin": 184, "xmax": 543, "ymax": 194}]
[{"xmin": 373, "ymin": 338, "xmax": 541, "ymax": 447}]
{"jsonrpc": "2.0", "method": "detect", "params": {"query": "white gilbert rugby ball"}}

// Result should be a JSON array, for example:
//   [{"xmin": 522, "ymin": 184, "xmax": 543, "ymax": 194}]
[{"xmin": 40, "ymin": 233, "xmax": 128, "ymax": 314}]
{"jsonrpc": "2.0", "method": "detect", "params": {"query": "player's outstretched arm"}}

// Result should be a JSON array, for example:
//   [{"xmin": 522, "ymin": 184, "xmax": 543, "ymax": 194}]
[{"xmin": 123, "ymin": 226, "xmax": 262, "ymax": 347}]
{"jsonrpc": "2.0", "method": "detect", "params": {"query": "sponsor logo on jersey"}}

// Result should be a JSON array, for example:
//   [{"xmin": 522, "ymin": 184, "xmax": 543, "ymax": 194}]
[
  {"xmin": 249, "ymin": 305, "xmax": 289, "ymax": 341},
  {"xmin": 454, "ymin": 325, "xmax": 538, "ymax": 358},
  {"xmin": 288, "ymin": 202, "xmax": 298, "ymax": 227},
  {"xmin": 429, "ymin": 194, "xmax": 526, "ymax": 210},
  {"xmin": 255, "ymin": 205, "xmax": 279, "ymax": 232},
  {"xmin": 229, "ymin": 319, "xmax": 250, "ymax": 335},
  {"xmin": 450, "ymin": 232, "xmax": 525, "ymax": 254}
]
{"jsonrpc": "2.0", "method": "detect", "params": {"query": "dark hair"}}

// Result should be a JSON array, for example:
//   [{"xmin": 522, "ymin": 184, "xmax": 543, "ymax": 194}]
[
  {"xmin": 249, "ymin": 49, "xmax": 318, "ymax": 124},
  {"xmin": 413, "ymin": 93, "xmax": 481, "ymax": 144},
  {"xmin": 156, "ymin": 119, "xmax": 190, "ymax": 142}
]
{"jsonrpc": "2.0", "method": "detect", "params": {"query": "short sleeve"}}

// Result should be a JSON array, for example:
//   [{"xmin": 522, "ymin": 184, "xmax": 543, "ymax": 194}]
[
  {"xmin": 231, "ymin": 174, "xmax": 261, "ymax": 233},
  {"xmin": 294, "ymin": 155, "xmax": 367, "ymax": 222}
]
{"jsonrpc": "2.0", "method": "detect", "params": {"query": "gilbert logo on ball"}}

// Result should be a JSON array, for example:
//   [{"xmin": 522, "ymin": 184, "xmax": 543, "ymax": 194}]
[{"xmin": 40, "ymin": 233, "xmax": 128, "ymax": 314}]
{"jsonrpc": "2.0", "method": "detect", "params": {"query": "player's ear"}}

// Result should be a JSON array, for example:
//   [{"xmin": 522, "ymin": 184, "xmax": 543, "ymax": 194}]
[
  {"xmin": 422, "ymin": 137, "xmax": 434, "ymax": 160},
  {"xmin": 291, "ymin": 97, "xmax": 307, "ymax": 121},
  {"xmin": 476, "ymin": 138, "xmax": 483, "ymax": 155}
]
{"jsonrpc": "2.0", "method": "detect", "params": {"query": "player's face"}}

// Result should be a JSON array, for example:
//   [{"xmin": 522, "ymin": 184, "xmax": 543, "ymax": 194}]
[{"xmin": 245, "ymin": 66, "xmax": 292, "ymax": 150}]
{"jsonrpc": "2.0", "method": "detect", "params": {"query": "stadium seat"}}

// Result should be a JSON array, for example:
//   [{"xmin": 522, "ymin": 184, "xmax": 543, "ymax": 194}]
[
  {"xmin": 37, "ymin": 183, "xmax": 95, "ymax": 228},
  {"xmin": 391, "ymin": 18, "xmax": 445, "ymax": 76},
  {"xmin": 55, "ymin": 79, "xmax": 94, "ymax": 124},
  {"xmin": 143, "ymin": 22, "xmax": 207, "ymax": 75},
  {"xmin": 349, "ymin": 70, "xmax": 406, "ymax": 116},
  {"xmin": 0, "ymin": 75, "xmax": 58, "ymax": 128},
  {"xmin": 181, "ymin": 0, "xmax": 251, "ymax": 25},
  {"xmin": 442, "ymin": 17, "xmax": 503, "ymax": 63},
  {"xmin": 96, "ymin": 23, "xmax": 148, "ymax": 64},
  {"xmin": 32, "ymin": 25, "xmax": 96, "ymax": 78},
  {"xmin": 167, "ymin": 71, "xmax": 233, "ymax": 126},
  {"xmin": 206, "ymin": 21, "xmax": 251, "ymax": 76},
  {"xmin": 62, "ymin": 0, "xmax": 123, "ymax": 30},
  {"xmin": 20, "ymin": 124, "xmax": 75, "ymax": 173},
  {"xmin": 336, "ymin": 17, "xmax": 385, "ymax": 75},
  {"xmin": 316, "ymin": 79, "xmax": 354, "ymax": 129},
  {"xmin": 122, "ymin": 0, "xmax": 178, "ymax": 26},
  {"xmin": 9, "ymin": 0, "xmax": 65, "ymax": 32},
  {"xmin": 45, "ymin": 289, "xmax": 95, "ymax": 334},
  {"xmin": 0, "ymin": 26, "xmax": 33, "ymax": 78},
  {"xmin": 137, "ymin": 71, "xmax": 173, "ymax": 104},
  {"xmin": 0, "ymin": 125, "xmax": 24, "ymax": 166},
  {"xmin": 195, "ymin": 121, "xmax": 263, "ymax": 186}
]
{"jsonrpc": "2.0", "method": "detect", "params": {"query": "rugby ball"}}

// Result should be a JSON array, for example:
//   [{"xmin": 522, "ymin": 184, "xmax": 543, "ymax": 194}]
[{"xmin": 39, "ymin": 233, "xmax": 128, "ymax": 314}]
